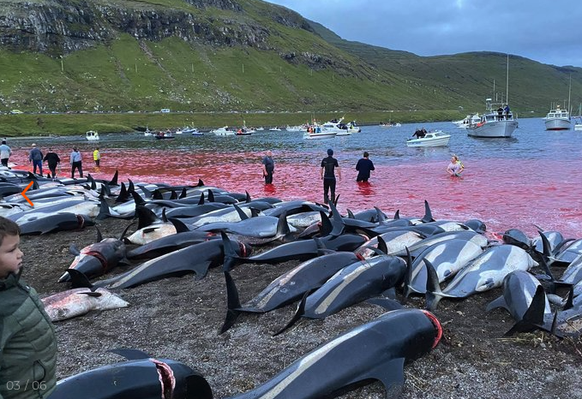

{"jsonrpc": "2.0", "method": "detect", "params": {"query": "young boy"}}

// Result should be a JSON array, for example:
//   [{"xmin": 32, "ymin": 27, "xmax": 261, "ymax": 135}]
[{"xmin": 0, "ymin": 217, "xmax": 57, "ymax": 399}]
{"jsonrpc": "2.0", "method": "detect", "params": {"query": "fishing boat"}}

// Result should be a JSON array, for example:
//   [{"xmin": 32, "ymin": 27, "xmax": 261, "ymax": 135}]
[
  {"xmin": 543, "ymin": 105, "xmax": 571, "ymax": 130},
  {"xmin": 85, "ymin": 130, "xmax": 99, "ymax": 141},
  {"xmin": 154, "ymin": 131, "xmax": 175, "ymax": 140},
  {"xmin": 406, "ymin": 131, "xmax": 451, "ymax": 147},
  {"xmin": 468, "ymin": 55, "xmax": 518, "ymax": 138},
  {"xmin": 211, "ymin": 126, "xmax": 235, "ymax": 136},
  {"xmin": 467, "ymin": 101, "xmax": 518, "ymax": 138}
]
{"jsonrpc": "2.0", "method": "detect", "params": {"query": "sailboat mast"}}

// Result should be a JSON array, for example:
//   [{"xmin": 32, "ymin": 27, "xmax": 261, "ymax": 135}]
[
  {"xmin": 506, "ymin": 54, "xmax": 509, "ymax": 104},
  {"xmin": 568, "ymin": 74, "xmax": 572, "ymax": 115}
]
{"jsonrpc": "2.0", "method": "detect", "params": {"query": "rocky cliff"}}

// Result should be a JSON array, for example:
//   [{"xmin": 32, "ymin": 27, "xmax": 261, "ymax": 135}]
[{"xmin": 0, "ymin": 0, "xmax": 313, "ymax": 55}]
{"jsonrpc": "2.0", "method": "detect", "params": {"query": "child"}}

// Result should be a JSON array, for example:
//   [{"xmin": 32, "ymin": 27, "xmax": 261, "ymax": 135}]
[{"xmin": 0, "ymin": 217, "xmax": 57, "ymax": 399}]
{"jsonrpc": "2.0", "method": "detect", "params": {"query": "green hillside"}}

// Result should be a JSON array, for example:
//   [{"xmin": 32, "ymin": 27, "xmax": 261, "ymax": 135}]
[{"xmin": 0, "ymin": 0, "xmax": 580, "ymax": 123}]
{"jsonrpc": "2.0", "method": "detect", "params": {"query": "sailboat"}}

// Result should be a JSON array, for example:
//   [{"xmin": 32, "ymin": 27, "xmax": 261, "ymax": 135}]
[{"xmin": 467, "ymin": 55, "xmax": 518, "ymax": 138}]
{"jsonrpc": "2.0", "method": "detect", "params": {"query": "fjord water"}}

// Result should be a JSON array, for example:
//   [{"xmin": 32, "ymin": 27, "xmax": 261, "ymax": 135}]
[{"xmin": 10, "ymin": 117, "xmax": 582, "ymax": 238}]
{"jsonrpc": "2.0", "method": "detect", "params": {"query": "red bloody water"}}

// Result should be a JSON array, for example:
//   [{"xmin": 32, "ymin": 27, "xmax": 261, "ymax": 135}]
[{"xmin": 11, "ymin": 146, "xmax": 581, "ymax": 239}]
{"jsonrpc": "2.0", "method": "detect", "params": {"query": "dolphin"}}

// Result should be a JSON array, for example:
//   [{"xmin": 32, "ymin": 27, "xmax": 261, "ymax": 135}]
[
  {"xmin": 17, "ymin": 213, "xmax": 95, "ymax": 235},
  {"xmin": 275, "ymin": 254, "xmax": 407, "ymax": 335},
  {"xmin": 59, "ymin": 224, "xmax": 133, "ymax": 282},
  {"xmin": 50, "ymin": 349, "xmax": 212, "ymax": 399},
  {"xmin": 485, "ymin": 270, "xmax": 553, "ymax": 336},
  {"xmin": 425, "ymin": 244, "xmax": 539, "ymax": 310},
  {"xmin": 79, "ymin": 238, "xmax": 252, "ymax": 289},
  {"xmin": 554, "ymin": 238, "xmax": 582, "ymax": 265},
  {"xmin": 226, "ymin": 309, "xmax": 441, "ymax": 399},
  {"xmin": 392, "ymin": 230, "xmax": 488, "ymax": 258},
  {"xmin": 404, "ymin": 238, "xmax": 484, "ymax": 296},
  {"xmin": 220, "ymin": 251, "xmax": 364, "ymax": 333},
  {"xmin": 41, "ymin": 285, "xmax": 129, "ymax": 322}
]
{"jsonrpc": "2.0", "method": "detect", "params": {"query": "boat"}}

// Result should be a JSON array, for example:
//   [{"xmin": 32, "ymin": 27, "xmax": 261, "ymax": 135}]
[
  {"xmin": 211, "ymin": 126, "xmax": 235, "ymax": 136},
  {"xmin": 269, "ymin": 127, "xmax": 282, "ymax": 132},
  {"xmin": 453, "ymin": 114, "xmax": 481, "ymax": 129},
  {"xmin": 303, "ymin": 125, "xmax": 336, "ymax": 140},
  {"xmin": 235, "ymin": 127, "xmax": 253, "ymax": 136},
  {"xmin": 468, "ymin": 55, "xmax": 518, "ymax": 138},
  {"xmin": 467, "ymin": 101, "xmax": 518, "ymax": 138},
  {"xmin": 144, "ymin": 128, "xmax": 153, "ymax": 137},
  {"xmin": 154, "ymin": 131, "xmax": 175, "ymax": 140},
  {"xmin": 379, "ymin": 122, "xmax": 401, "ymax": 128},
  {"xmin": 406, "ymin": 130, "xmax": 451, "ymax": 147},
  {"xmin": 85, "ymin": 130, "xmax": 99, "ymax": 141},
  {"xmin": 574, "ymin": 117, "xmax": 582, "ymax": 131},
  {"xmin": 543, "ymin": 104, "xmax": 571, "ymax": 131}
]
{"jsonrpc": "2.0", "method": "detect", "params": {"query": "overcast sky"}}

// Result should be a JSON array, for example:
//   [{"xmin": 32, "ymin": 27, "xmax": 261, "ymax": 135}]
[{"xmin": 264, "ymin": 0, "xmax": 582, "ymax": 68}]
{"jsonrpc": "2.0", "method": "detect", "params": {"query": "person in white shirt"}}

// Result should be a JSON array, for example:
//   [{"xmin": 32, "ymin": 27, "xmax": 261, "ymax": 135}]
[{"xmin": 70, "ymin": 148, "xmax": 83, "ymax": 178}]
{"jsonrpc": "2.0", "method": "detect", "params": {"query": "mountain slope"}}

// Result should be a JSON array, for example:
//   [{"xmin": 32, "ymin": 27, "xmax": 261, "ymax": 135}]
[{"xmin": 0, "ymin": 0, "xmax": 580, "ymax": 115}]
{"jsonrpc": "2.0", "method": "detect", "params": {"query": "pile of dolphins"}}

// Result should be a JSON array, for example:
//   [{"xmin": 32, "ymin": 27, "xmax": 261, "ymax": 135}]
[{"xmin": 1, "ymin": 166, "xmax": 581, "ymax": 399}]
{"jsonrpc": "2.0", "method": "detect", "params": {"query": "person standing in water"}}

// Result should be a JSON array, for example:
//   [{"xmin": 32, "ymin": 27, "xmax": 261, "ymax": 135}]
[
  {"xmin": 321, "ymin": 148, "xmax": 341, "ymax": 204},
  {"xmin": 447, "ymin": 154, "xmax": 464, "ymax": 177},
  {"xmin": 43, "ymin": 148, "xmax": 61, "ymax": 179},
  {"xmin": 355, "ymin": 151, "xmax": 375, "ymax": 182},
  {"xmin": 261, "ymin": 150, "xmax": 274, "ymax": 185},
  {"xmin": 93, "ymin": 148, "xmax": 101, "ymax": 167},
  {"xmin": 70, "ymin": 148, "xmax": 83, "ymax": 178}
]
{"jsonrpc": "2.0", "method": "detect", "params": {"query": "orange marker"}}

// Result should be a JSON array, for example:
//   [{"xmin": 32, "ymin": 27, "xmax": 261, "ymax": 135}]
[{"xmin": 21, "ymin": 181, "xmax": 34, "ymax": 206}]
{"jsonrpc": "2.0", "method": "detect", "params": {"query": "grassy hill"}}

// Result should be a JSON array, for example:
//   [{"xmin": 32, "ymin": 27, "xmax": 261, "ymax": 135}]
[{"xmin": 0, "ymin": 0, "xmax": 580, "ymax": 130}]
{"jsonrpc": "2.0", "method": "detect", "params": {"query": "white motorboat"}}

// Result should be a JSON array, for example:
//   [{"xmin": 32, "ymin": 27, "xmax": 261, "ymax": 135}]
[
  {"xmin": 467, "ymin": 99, "xmax": 518, "ymax": 138},
  {"xmin": 453, "ymin": 114, "xmax": 481, "ymax": 129},
  {"xmin": 320, "ymin": 117, "xmax": 360, "ymax": 135},
  {"xmin": 144, "ymin": 128, "xmax": 153, "ymax": 137},
  {"xmin": 574, "ymin": 118, "xmax": 582, "ymax": 131},
  {"xmin": 406, "ymin": 131, "xmax": 451, "ymax": 147},
  {"xmin": 543, "ymin": 105, "xmax": 571, "ymax": 130},
  {"xmin": 211, "ymin": 126, "xmax": 235, "ymax": 136},
  {"xmin": 85, "ymin": 130, "xmax": 100, "ymax": 141},
  {"xmin": 303, "ymin": 126, "xmax": 336, "ymax": 140}
]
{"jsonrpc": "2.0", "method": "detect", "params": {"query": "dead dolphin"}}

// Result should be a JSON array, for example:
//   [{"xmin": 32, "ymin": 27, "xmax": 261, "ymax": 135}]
[
  {"xmin": 425, "ymin": 244, "xmax": 538, "ymax": 310},
  {"xmin": 226, "ymin": 309, "xmax": 441, "ymax": 399},
  {"xmin": 275, "ymin": 254, "xmax": 407, "ymax": 335},
  {"xmin": 486, "ymin": 270, "xmax": 553, "ymax": 335},
  {"xmin": 50, "ymin": 348, "xmax": 212, "ymax": 399},
  {"xmin": 220, "ymin": 251, "xmax": 364, "ymax": 333}
]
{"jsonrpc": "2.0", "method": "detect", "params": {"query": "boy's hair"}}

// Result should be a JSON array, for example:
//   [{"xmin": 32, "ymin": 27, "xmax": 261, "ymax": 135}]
[{"xmin": 0, "ymin": 216, "xmax": 20, "ymax": 246}]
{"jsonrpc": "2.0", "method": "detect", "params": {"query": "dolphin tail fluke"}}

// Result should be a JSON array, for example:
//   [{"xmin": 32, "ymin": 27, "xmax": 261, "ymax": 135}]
[
  {"xmin": 219, "ymin": 271, "xmax": 243, "ymax": 334},
  {"xmin": 424, "ymin": 259, "xmax": 444, "ymax": 311},
  {"xmin": 504, "ymin": 285, "xmax": 548, "ymax": 336},
  {"xmin": 273, "ymin": 292, "xmax": 308, "ymax": 336}
]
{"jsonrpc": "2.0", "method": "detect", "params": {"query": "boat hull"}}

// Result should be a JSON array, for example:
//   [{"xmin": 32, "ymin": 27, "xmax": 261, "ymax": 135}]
[
  {"xmin": 544, "ymin": 119, "xmax": 571, "ymax": 131},
  {"xmin": 467, "ymin": 120, "xmax": 518, "ymax": 138},
  {"xmin": 406, "ymin": 137, "xmax": 450, "ymax": 147},
  {"xmin": 303, "ymin": 132, "xmax": 336, "ymax": 140}
]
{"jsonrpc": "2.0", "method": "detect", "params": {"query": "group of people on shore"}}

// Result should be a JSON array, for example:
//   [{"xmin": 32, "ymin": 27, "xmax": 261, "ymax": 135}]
[
  {"xmin": 0, "ymin": 140, "xmax": 101, "ymax": 179},
  {"xmin": 262, "ymin": 148, "xmax": 464, "ymax": 203}
]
